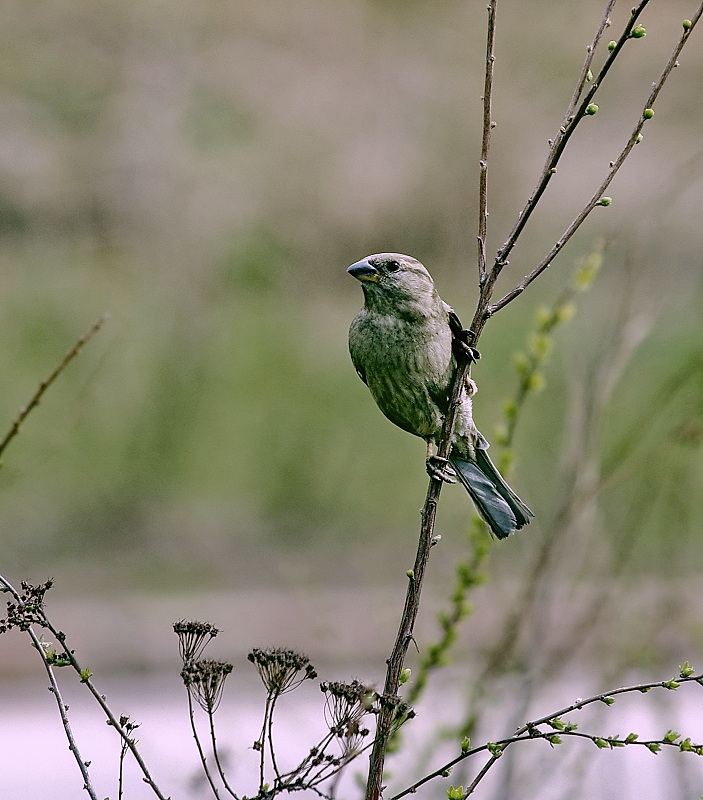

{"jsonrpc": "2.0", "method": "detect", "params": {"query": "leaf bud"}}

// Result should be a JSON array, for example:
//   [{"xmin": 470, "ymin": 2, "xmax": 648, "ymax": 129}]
[
  {"xmin": 683, "ymin": 20, "xmax": 692, "ymax": 30},
  {"xmin": 608, "ymin": 40, "xmax": 617, "ymax": 51},
  {"xmin": 631, "ymin": 25, "xmax": 646, "ymax": 38},
  {"xmin": 643, "ymin": 108, "xmax": 654, "ymax": 119},
  {"xmin": 586, "ymin": 103, "xmax": 599, "ymax": 116}
]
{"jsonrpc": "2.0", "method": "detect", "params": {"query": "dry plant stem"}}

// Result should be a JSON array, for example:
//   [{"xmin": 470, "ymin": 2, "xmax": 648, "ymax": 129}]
[
  {"xmin": 0, "ymin": 315, "xmax": 107, "ymax": 461},
  {"xmin": 32, "ymin": 626, "xmax": 99, "ymax": 800},
  {"xmin": 392, "ymin": 671, "xmax": 703, "ymax": 799},
  {"xmin": 187, "ymin": 691, "xmax": 222, "ymax": 800},
  {"xmin": 207, "ymin": 710, "xmax": 239, "ymax": 799},
  {"xmin": 36, "ymin": 614, "xmax": 170, "ymax": 800},
  {"xmin": 477, "ymin": 0, "xmax": 497, "ymax": 284},
  {"xmin": 0, "ymin": 576, "xmax": 99, "ymax": 800},
  {"xmin": 491, "ymin": 4, "xmax": 703, "ymax": 315}
]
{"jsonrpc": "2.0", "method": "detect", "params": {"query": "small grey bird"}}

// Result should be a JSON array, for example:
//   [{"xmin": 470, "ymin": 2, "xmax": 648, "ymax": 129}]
[{"xmin": 347, "ymin": 252, "xmax": 532, "ymax": 539}]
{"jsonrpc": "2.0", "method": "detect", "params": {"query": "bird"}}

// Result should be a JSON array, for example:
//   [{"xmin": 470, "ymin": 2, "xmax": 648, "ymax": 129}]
[{"xmin": 347, "ymin": 252, "xmax": 532, "ymax": 539}]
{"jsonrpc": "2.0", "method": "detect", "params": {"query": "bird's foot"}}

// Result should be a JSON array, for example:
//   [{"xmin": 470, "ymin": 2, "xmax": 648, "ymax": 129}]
[
  {"xmin": 452, "ymin": 339, "xmax": 481, "ymax": 364},
  {"xmin": 452, "ymin": 329, "xmax": 481, "ymax": 364},
  {"xmin": 426, "ymin": 455, "xmax": 456, "ymax": 484}
]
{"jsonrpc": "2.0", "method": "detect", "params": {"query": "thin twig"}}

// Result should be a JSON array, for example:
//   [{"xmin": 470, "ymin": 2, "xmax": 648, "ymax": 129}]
[
  {"xmin": 477, "ymin": 0, "xmax": 497, "ymax": 285},
  {"xmin": 392, "ymin": 670, "xmax": 703, "ymax": 799},
  {"xmin": 0, "ymin": 576, "xmax": 99, "ymax": 800},
  {"xmin": 207, "ymin": 709, "xmax": 239, "ymax": 798},
  {"xmin": 490, "ymin": 4, "xmax": 703, "ymax": 315},
  {"xmin": 187, "ymin": 691, "xmax": 222, "ymax": 800},
  {"xmin": 37, "ymin": 614, "xmax": 170, "ymax": 800},
  {"xmin": 0, "ymin": 315, "xmax": 107, "ymax": 461}
]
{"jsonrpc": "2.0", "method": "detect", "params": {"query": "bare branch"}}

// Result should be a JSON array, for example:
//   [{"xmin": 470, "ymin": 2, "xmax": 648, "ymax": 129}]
[
  {"xmin": 477, "ymin": 0, "xmax": 498, "ymax": 285},
  {"xmin": 0, "ymin": 315, "xmax": 107, "ymax": 462},
  {"xmin": 491, "ymin": 4, "xmax": 703, "ymax": 315}
]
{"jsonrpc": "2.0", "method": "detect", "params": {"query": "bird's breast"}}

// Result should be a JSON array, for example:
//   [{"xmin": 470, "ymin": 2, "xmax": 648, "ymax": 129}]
[{"xmin": 349, "ymin": 310, "xmax": 454, "ymax": 440}]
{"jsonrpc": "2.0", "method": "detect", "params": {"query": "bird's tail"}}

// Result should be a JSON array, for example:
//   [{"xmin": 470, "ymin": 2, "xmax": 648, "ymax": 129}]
[{"xmin": 449, "ymin": 448, "xmax": 533, "ymax": 540}]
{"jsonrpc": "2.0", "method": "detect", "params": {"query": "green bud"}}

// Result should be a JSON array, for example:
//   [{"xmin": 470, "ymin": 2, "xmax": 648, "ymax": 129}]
[
  {"xmin": 486, "ymin": 742, "xmax": 503, "ymax": 758},
  {"xmin": 548, "ymin": 734, "xmax": 563, "ymax": 745},
  {"xmin": 446, "ymin": 786, "xmax": 464, "ymax": 800},
  {"xmin": 526, "ymin": 373, "xmax": 545, "ymax": 393},
  {"xmin": 680, "ymin": 737, "xmax": 693, "ymax": 751},
  {"xmin": 664, "ymin": 680, "xmax": 680, "ymax": 690},
  {"xmin": 503, "ymin": 400, "xmax": 517, "ymax": 421},
  {"xmin": 647, "ymin": 742, "xmax": 661, "ymax": 754},
  {"xmin": 586, "ymin": 69, "xmax": 593, "ymax": 82},
  {"xmin": 601, "ymin": 696, "xmax": 615, "ymax": 706},
  {"xmin": 643, "ymin": 108, "xmax": 654, "ymax": 119},
  {"xmin": 586, "ymin": 103, "xmax": 599, "ymax": 116},
  {"xmin": 631, "ymin": 25, "xmax": 646, "ymax": 38},
  {"xmin": 535, "ymin": 306, "xmax": 554, "ymax": 330},
  {"xmin": 530, "ymin": 334, "xmax": 552, "ymax": 360},
  {"xmin": 599, "ymin": 196, "xmax": 612, "ymax": 207},
  {"xmin": 639, "ymin": 686, "xmax": 651, "ymax": 693},
  {"xmin": 594, "ymin": 738, "xmax": 610, "ymax": 749},
  {"xmin": 683, "ymin": 20, "xmax": 692, "ymax": 30},
  {"xmin": 400, "ymin": 668, "xmax": 411, "ymax": 685},
  {"xmin": 679, "ymin": 661, "xmax": 694, "ymax": 677},
  {"xmin": 636, "ymin": 133, "xmax": 643, "ymax": 144},
  {"xmin": 608, "ymin": 40, "xmax": 617, "ymax": 51},
  {"xmin": 664, "ymin": 730, "xmax": 681, "ymax": 743},
  {"xmin": 548, "ymin": 717, "xmax": 565, "ymax": 731},
  {"xmin": 625, "ymin": 733, "xmax": 639, "ymax": 743},
  {"xmin": 555, "ymin": 302, "xmax": 576, "ymax": 323},
  {"xmin": 461, "ymin": 737, "xmax": 471, "ymax": 753},
  {"xmin": 80, "ymin": 667, "xmax": 93, "ymax": 682},
  {"xmin": 442, "ymin": 768, "xmax": 453, "ymax": 778},
  {"xmin": 406, "ymin": 569, "xmax": 414, "ymax": 580},
  {"xmin": 513, "ymin": 353, "xmax": 530, "ymax": 378}
]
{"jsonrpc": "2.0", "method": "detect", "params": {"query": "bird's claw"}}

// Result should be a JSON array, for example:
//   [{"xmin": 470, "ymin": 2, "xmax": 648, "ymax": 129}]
[
  {"xmin": 426, "ymin": 455, "xmax": 456, "ymax": 484},
  {"xmin": 452, "ymin": 336, "xmax": 481, "ymax": 364}
]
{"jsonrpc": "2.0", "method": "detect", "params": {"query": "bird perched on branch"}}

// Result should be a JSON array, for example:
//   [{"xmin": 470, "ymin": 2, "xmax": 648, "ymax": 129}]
[{"xmin": 347, "ymin": 252, "xmax": 532, "ymax": 539}]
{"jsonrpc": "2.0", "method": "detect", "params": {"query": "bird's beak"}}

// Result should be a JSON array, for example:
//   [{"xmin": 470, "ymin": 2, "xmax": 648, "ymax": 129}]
[{"xmin": 347, "ymin": 260, "xmax": 379, "ymax": 283}]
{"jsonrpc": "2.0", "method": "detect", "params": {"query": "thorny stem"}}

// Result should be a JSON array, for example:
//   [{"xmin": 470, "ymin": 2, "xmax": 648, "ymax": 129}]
[
  {"xmin": 187, "ymin": 690, "xmax": 222, "ymax": 800},
  {"xmin": 477, "ymin": 0, "xmax": 497, "ymax": 284},
  {"xmin": 392, "ymin": 671, "xmax": 703, "ymax": 799},
  {"xmin": 0, "ymin": 315, "xmax": 107, "ymax": 461}
]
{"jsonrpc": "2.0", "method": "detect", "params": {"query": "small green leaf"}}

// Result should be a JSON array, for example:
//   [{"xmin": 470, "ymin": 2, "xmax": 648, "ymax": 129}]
[
  {"xmin": 461, "ymin": 737, "xmax": 471, "ymax": 754},
  {"xmin": 664, "ymin": 680, "xmax": 680, "ymax": 690},
  {"xmin": 548, "ymin": 734, "xmax": 563, "ymax": 746},
  {"xmin": 680, "ymin": 738, "xmax": 693, "ymax": 752},
  {"xmin": 399, "ymin": 668, "xmax": 411, "ymax": 685},
  {"xmin": 631, "ymin": 25, "xmax": 646, "ymax": 38},
  {"xmin": 548, "ymin": 717, "xmax": 565, "ymax": 731},
  {"xmin": 679, "ymin": 661, "xmax": 694, "ymax": 678},
  {"xmin": 625, "ymin": 733, "xmax": 639, "ymax": 743},
  {"xmin": 446, "ymin": 786, "xmax": 464, "ymax": 800},
  {"xmin": 647, "ymin": 742, "xmax": 661, "ymax": 754},
  {"xmin": 594, "ymin": 738, "xmax": 610, "ymax": 749},
  {"xmin": 80, "ymin": 668, "xmax": 93, "ymax": 682},
  {"xmin": 664, "ymin": 730, "xmax": 681, "ymax": 743}
]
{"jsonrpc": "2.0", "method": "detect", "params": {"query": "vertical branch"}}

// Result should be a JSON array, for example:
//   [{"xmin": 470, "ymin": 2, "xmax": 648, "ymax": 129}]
[
  {"xmin": 477, "ymin": 0, "xmax": 498, "ymax": 285},
  {"xmin": 187, "ymin": 691, "xmax": 222, "ymax": 800}
]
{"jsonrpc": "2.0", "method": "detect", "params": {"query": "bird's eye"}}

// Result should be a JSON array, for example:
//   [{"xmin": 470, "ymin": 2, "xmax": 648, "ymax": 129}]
[{"xmin": 385, "ymin": 259, "xmax": 401, "ymax": 272}]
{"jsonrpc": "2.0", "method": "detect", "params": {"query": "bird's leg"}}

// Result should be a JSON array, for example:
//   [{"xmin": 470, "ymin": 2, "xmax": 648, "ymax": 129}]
[{"xmin": 425, "ymin": 442, "xmax": 456, "ymax": 484}]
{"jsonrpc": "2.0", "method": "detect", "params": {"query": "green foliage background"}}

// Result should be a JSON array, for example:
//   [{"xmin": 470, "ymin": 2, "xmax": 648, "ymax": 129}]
[{"xmin": 1, "ymin": 0, "xmax": 702, "ymax": 590}]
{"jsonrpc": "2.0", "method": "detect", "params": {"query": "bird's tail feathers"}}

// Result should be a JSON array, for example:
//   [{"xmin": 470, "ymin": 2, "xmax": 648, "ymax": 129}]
[{"xmin": 450, "ymin": 451, "xmax": 533, "ymax": 540}]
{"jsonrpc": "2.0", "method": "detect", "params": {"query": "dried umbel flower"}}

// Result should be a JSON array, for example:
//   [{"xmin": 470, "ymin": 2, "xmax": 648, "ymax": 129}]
[
  {"xmin": 247, "ymin": 648, "xmax": 317, "ymax": 695},
  {"xmin": 320, "ymin": 680, "xmax": 373, "ymax": 756},
  {"xmin": 173, "ymin": 620, "xmax": 219, "ymax": 663},
  {"xmin": 181, "ymin": 659, "xmax": 233, "ymax": 713}
]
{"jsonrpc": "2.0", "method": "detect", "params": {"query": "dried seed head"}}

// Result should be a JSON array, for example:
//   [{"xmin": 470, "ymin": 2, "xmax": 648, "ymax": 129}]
[
  {"xmin": 247, "ymin": 648, "xmax": 317, "ymax": 695},
  {"xmin": 320, "ymin": 680, "xmax": 374, "ymax": 756},
  {"xmin": 173, "ymin": 620, "xmax": 219, "ymax": 663},
  {"xmin": 180, "ymin": 659, "xmax": 233, "ymax": 713}
]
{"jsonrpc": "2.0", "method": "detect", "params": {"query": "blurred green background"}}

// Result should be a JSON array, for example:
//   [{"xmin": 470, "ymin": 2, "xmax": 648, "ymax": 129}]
[{"xmin": 1, "ymin": 0, "xmax": 702, "ymax": 594}]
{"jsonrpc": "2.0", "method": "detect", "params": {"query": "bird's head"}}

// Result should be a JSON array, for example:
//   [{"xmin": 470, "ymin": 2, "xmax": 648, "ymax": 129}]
[{"xmin": 347, "ymin": 253, "xmax": 438, "ymax": 314}]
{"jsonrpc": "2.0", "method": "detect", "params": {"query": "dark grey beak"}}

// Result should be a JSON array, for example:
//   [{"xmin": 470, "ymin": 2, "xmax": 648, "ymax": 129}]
[{"xmin": 347, "ymin": 260, "xmax": 379, "ymax": 283}]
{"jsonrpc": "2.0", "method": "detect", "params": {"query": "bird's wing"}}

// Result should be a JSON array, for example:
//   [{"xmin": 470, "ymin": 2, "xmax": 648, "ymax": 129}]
[{"xmin": 444, "ymin": 304, "xmax": 465, "ymax": 338}]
